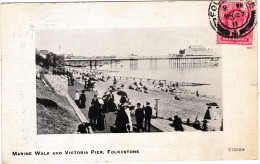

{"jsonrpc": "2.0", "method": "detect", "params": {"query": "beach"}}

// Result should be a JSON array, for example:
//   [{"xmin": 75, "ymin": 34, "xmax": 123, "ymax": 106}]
[
  {"xmin": 73, "ymin": 69, "xmax": 223, "ymax": 132},
  {"xmin": 38, "ymin": 64, "xmax": 223, "ymax": 132}
]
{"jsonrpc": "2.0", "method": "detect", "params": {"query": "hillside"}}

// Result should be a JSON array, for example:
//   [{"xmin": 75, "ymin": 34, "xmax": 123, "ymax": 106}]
[{"xmin": 36, "ymin": 79, "xmax": 80, "ymax": 134}]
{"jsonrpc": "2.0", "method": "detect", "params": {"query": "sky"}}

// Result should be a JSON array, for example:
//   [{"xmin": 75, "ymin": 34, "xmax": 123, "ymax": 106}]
[{"xmin": 36, "ymin": 28, "xmax": 221, "ymax": 57}]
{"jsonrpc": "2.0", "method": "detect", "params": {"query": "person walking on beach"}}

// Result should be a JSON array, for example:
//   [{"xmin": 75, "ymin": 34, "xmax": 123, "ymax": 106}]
[
  {"xmin": 115, "ymin": 103, "xmax": 129, "ymax": 133},
  {"xmin": 144, "ymin": 101, "xmax": 152, "ymax": 132},
  {"xmin": 204, "ymin": 106, "xmax": 211, "ymax": 120},
  {"xmin": 135, "ymin": 103, "xmax": 144, "ymax": 132},
  {"xmin": 79, "ymin": 90, "xmax": 86, "ymax": 109},
  {"xmin": 67, "ymin": 76, "xmax": 71, "ymax": 86},
  {"xmin": 113, "ymin": 77, "xmax": 117, "ymax": 86},
  {"xmin": 74, "ymin": 89, "xmax": 80, "ymax": 107},
  {"xmin": 71, "ymin": 75, "xmax": 74, "ymax": 86}
]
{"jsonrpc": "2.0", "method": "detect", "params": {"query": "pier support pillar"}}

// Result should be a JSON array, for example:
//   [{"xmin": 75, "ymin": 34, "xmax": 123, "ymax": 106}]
[
  {"xmin": 89, "ymin": 60, "xmax": 92, "ymax": 69},
  {"xmin": 94, "ymin": 60, "xmax": 97, "ymax": 69}
]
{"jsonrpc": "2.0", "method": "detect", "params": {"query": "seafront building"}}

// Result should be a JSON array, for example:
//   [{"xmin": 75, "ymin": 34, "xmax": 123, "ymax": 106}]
[{"xmin": 170, "ymin": 45, "xmax": 216, "ymax": 58}]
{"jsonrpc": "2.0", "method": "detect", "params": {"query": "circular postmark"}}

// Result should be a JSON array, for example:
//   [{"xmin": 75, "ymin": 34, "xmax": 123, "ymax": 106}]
[{"xmin": 208, "ymin": 0, "xmax": 257, "ymax": 38}]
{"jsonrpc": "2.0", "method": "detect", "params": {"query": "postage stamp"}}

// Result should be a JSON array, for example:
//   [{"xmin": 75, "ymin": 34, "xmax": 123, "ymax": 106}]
[{"xmin": 208, "ymin": 0, "xmax": 257, "ymax": 45}]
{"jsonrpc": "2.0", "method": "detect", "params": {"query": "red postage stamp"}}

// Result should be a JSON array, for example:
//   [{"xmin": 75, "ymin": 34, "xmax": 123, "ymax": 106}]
[{"xmin": 208, "ymin": 0, "xmax": 257, "ymax": 45}]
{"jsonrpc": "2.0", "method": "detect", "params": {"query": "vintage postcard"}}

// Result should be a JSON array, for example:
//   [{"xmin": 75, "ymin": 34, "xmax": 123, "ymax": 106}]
[{"xmin": 1, "ymin": 0, "xmax": 258, "ymax": 163}]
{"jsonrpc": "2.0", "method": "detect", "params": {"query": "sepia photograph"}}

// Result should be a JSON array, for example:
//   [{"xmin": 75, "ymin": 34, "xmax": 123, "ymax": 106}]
[
  {"xmin": 1, "ymin": 1, "xmax": 258, "ymax": 162},
  {"xmin": 36, "ymin": 28, "xmax": 223, "ymax": 134}
]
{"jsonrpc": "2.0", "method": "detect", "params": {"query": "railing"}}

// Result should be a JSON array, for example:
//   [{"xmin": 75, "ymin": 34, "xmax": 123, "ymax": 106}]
[
  {"xmin": 113, "ymin": 75, "xmax": 209, "ymax": 87},
  {"xmin": 84, "ymin": 68, "xmax": 119, "ymax": 73}
]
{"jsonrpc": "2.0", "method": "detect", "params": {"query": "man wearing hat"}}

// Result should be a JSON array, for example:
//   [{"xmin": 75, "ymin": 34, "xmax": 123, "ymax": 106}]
[
  {"xmin": 135, "ymin": 103, "xmax": 144, "ymax": 132},
  {"xmin": 92, "ymin": 94, "xmax": 100, "ymax": 109},
  {"xmin": 107, "ymin": 90, "xmax": 115, "ymax": 112},
  {"xmin": 74, "ymin": 89, "xmax": 80, "ymax": 108},
  {"xmin": 144, "ymin": 101, "xmax": 152, "ymax": 132}
]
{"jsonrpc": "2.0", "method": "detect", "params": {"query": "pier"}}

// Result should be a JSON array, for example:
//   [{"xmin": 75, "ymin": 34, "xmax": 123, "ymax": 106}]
[{"xmin": 65, "ymin": 56, "xmax": 221, "ymax": 69}]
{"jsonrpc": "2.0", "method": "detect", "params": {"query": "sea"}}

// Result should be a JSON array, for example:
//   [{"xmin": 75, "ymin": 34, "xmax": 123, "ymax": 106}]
[{"xmin": 93, "ymin": 59, "xmax": 222, "ymax": 99}]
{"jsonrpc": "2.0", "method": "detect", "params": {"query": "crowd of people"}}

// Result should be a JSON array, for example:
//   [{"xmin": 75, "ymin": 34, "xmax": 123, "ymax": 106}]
[
  {"xmin": 74, "ymin": 85, "xmax": 154, "ymax": 133},
  {"xmin": 69, "ymin": 68, "xmax": 221, "ymax": 133},
  {"xmin": 113, "ymin": 101, "xmax": 153, "ymax": 133},
  {"xmin": 71, "ymin": 68, "xmax": 185, "ymax": 133}
]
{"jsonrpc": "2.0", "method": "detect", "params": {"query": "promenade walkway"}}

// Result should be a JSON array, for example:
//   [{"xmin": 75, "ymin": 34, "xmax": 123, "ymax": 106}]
[{"xmin": 68, "ymin": 80, "xmax": 162, "ymax": 133}]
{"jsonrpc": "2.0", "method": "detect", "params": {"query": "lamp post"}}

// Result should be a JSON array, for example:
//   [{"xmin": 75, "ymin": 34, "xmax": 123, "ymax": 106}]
[{"xmin": 154, "ymin": 98, "xmax": 160, "ymax": 118}]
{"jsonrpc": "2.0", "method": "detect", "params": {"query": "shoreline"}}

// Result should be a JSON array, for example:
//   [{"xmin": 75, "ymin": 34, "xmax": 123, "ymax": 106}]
[{"xmin": 68, "ymin": 66, "xmax": 222, "ymax": 100}]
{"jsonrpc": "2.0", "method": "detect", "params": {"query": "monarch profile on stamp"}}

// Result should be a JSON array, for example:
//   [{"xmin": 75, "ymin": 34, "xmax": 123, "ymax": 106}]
[{"xmin": 208, "ymin": 0, "xmax": 257, "ymax": 45}]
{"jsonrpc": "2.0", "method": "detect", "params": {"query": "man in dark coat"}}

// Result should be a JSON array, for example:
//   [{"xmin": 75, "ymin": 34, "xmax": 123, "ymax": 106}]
[
  {"xmin": 144, "ymin": 101, "xmax": 152, "ymax": 132},
  {"xmin": 115, "ymin": 103, "xmax": 129, "ymax": 133},
  {"xmin": 88, "ymin": 102, "xmax": 97, "ymax": 130},
  {"xmin": 92, "ymin": 94, "xmax": 100, "ymax": 109},
  {"xmin": 71, "ymin": 75, "xmax": 74, "ymax": 86},
  {"xmin": 79, "ymin": 90, "xmax": 86, "ymax": 109},
  {"xmin": 107, "ymin": 91, "xmax": 115, "ymax": 112},
  {"xmin": 135, "ymin": 103, "xmax": 144, "ymax": 132},
  {"xmin": 102, "ymin": 93, "xmax": 109, "ymax": 113}
]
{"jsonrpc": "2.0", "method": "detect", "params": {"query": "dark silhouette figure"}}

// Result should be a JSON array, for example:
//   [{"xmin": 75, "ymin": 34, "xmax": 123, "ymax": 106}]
[
  {"xmin": 135, "ymin": 103, "xmax": 144, "ymax": 132},
  {"xmin": 79, "ymin": 90, "xmax": 86, "ymax": 109},
  {"xmin": 144, "ymin": 102, "xmax": 152, "ymax": 132},
  {"xmin": 102, "ymin": 94, "xmax": 109, "ymax": 113},
  {"xmin": 67, "ymin": 76, "xmax": 71, "ymax": 86},
  {"xmin": 77, "ymin": 123, "xmax": 91, "ymax": 134},
  {"xmin": 107, "ymin": 91, "xmax": 116, "ymax": 112},
  {"xmin": 71, "ymin": 76, "xmax": 74, "ymax": 86},
  {"xmin": 96, "ymin": 110, "xmax": 105, "ymax": 130},
  {"xmin": 172, "ymin": 115, "xmax": 184, "ymax": 131},
  {"xmin": 120, "ymin": 95, "xmax": 128, "ymax": 105},
  {"xmin": 204, "ymin": 106, "xmax": 211, "ymax": 120},
  {"xmin": 91, "ymin": 95, "xmax": 100, "ymax": 109},
  {"xmin": 88, "ymin": 102, "xmax": 98, "ymax": 130},
  {"xmin": 202, "ymin": 120, "xmax": 209, "ymax": 131},
  {"xmin": 186, "ymin": 118, "xmax": 190, "ymax": 126},
  {"xmin": 196, "ymin": 91, "xmax": 199, "ymax": 97},
  {"xmin": 115, "ymin": 106, "xmax": 129, "ymax": 133}
]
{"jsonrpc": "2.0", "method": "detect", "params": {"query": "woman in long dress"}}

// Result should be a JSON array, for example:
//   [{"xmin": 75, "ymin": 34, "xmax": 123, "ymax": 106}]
[
  {"xmin": 79, "ymin": 90, "xmax": 86, "ymax": 109},
  {"xmin": 96, "ymin": 97, "xmax": 105, "ymax": 130},
  {"xmin": 124, "ymin": 103, "xmax": 133, "ymax": 132}
]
